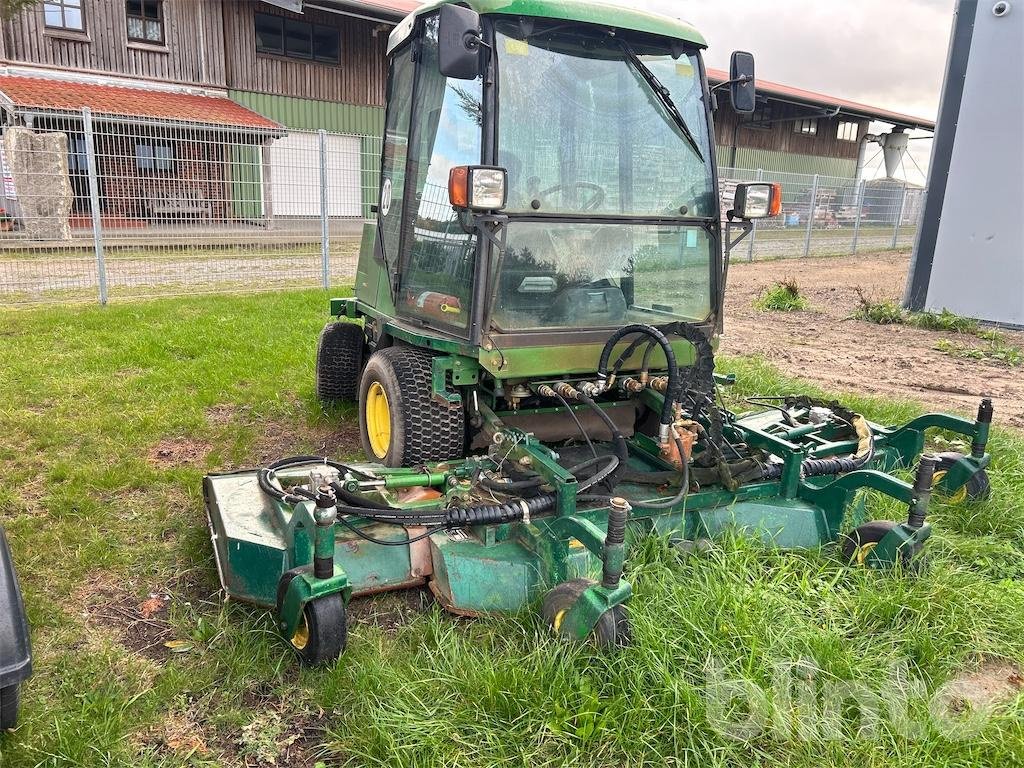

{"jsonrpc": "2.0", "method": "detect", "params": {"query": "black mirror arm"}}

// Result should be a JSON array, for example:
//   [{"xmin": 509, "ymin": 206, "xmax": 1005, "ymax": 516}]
[{"xmin": 711, "ymin": 74, "xmax": 752, "ymax": 94}]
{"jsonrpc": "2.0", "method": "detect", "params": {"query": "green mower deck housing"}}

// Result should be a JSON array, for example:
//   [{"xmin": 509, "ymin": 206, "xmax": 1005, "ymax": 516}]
[{"xmin": 204, "ymin": 0, "xmax": 998, "ymax": 662}]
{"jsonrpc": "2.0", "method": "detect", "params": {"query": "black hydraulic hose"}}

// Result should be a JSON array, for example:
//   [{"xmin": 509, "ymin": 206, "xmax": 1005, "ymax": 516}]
[
  {"xmin": 578, "ymin": 393, "xmax": 630, "ymax": 490},
  {"xmin": 481, "ymin": 455, "xmax": 617, "ymax": 493},
  {"xmin": 552, "ymin": 390, "xmax": 598, "ymax": 459},
  {"xmin": 597, "ymin": 324, "xmax": 679, "ymax": 428},
  {"xmin": 632, "ymin": 436, "xmax": 691, "ymax": 510}
]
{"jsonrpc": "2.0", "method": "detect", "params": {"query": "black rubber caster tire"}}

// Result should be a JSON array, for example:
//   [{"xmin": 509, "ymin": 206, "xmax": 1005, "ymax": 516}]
[
  {"xmin": 839, "ymin": 520, "xmax": 923, "ymax": 568},
  {"xmin": 316, "ymin": 322, "xmax": 365, "ymax": 402},
  {"xmin": 542, "ymin": 578, "xmax": 631, "ymax": 649},
  {"xmin": 1, "ymin": 684, "xmax": 19, "ymax": 731},
  {"xmin": 933, "ymin": 453, "xmax": 991, "ymax": 503},
  {"xmin": 277, "ymin": 569, "xmax": 347, "ymax": 666},
  {"xmin": 358, "ymin": 346, "xmax": 465, "ymax": 467}
]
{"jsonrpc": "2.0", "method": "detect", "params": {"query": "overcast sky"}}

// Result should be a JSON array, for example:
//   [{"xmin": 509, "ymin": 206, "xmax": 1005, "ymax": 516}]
[{"xmin": 614, "ymin": 0, "xmax": 957, "ymax": 181}]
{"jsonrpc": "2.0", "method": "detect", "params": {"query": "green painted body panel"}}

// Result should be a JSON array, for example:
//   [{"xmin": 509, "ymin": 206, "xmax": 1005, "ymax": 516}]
[
  {"xmin": 480, "ymin": 338, "xmax": 697, "ymax": 379},
  {"xmin": 390, "ymin": 0, "xmax": 707, "ymax": 53}
]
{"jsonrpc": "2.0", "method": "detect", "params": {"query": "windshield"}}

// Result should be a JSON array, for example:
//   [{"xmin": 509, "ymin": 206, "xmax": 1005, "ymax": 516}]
[{"xmin": 496, "ymin": 21, "xmax": 715, "ymax": 218}]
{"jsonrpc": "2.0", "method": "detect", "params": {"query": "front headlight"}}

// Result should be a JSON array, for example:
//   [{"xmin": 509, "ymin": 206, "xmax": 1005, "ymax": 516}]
[{"xmin": 449, "ymin": 166, "xmax": 508, "ymax": 212}]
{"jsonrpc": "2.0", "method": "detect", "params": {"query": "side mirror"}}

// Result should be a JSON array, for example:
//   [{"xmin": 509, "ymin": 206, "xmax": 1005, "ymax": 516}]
[
  {"xmin": 732, "ymin": 182, "xmax": 782, "ymax": 220},
  {"xmin": 729, "ymin": 51, "xmax": 756, "ymax": 114},
  {"xmin": 438, "ymin": 4, "xmax": 483, "ymax": 80}
]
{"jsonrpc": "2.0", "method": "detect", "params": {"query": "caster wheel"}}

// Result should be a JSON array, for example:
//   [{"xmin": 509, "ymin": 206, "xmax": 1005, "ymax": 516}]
[
  {"xmin": 1, "ymin": 684, "xmax": 19, "ymax": 731},
  {"xmin": 674, "ymin": 538, "xmax": 714, "ymax": 558},
  {"xmin": 277, "ymin": 569, "xmax": 347, "ymax": 666},
  {"xmin": 542, "ymin": 579, "xmax": 631, "ymax": 649},
  {"xmin": 932, "ymin": 453, "xmax": 991, "ymax": 503},
  {"xmin": 839, "ymin": 520, "xmax": 924, "ymax": 569}
]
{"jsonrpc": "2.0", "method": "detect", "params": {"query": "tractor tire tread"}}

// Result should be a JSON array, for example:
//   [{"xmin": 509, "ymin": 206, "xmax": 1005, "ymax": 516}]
[{"xmin": 316, "ymin": 322, "xmax": 365, "ymax": 402}]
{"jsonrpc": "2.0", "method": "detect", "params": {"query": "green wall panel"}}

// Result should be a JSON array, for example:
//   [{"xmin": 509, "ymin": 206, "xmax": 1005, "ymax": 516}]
[
  {"xmin": 716, "ymin": 146, "xmax": 858, "ymax": 179},
  {"xmin": 228, "ymin": 91, "xmax": 385, "ymax": 136}
]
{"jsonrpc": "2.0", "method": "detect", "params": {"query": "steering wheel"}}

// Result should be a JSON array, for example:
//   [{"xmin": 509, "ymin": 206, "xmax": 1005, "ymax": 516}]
[{"xmin": 535, "ymin": 181, "xmax": 607, "ymax": 212}]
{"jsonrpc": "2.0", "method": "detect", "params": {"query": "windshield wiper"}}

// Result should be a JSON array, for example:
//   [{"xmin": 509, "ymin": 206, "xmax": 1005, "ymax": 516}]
[{"xmin": 617, "ymin": 39, "xmax": 706, "ymax": 165}]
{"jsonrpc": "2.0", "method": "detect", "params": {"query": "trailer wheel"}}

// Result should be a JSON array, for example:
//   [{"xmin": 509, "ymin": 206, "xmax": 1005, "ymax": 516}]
[
  {"xmin": 0, "ymin": 684, "xmax": 19, "ymax": 731},
  {"xmin": 316, "ymin": 322, "xmax": 365, "ymax": 402},
  {"xmin": 933, "ymin": 454, "xmax": 992, "ymax": 503},
  {"xmin": 287, "ymin": 594, "xmax": 347, "ymax": 666},
  {"xmin": 542, "ymin": 579, "xmax": 631, "ymax": 649},
  {"xmin": 839, "ymin": 521, "xmax": 923, "ymax": 568},
  {"xmin": 358, "ymin": 346, "xmax": 465, "ymax": 467}
]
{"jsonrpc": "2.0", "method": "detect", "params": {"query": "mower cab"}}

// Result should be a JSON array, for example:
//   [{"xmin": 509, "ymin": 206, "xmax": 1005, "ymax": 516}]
[{"xmin": 204, "ymin": 0, "xmax": 996, "ymax": 664}]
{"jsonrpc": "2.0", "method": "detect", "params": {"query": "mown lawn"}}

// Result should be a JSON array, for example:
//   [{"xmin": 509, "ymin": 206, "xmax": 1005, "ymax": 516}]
[{"xmin": 0, "ymin": 290, "xmax": 1023, "ymax": 767}]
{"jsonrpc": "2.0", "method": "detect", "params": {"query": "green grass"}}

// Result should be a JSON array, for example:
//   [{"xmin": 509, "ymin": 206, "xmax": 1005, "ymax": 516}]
[
  {"xmin": 754, "ymin": 278, "xmax": 810, "ymax": 312},
  {"xmin": 2, "ymin": 294, "xmax": 1024, "ymax": 766},
  {"xmin": 935, "ymin": 338, "xmax": 1024, "ymax": 367}
]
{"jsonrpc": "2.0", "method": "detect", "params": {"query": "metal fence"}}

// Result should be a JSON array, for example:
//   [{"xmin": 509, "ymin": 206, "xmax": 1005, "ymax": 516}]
[{"xmin": 0, "ymin": 110, "xmax": 924, "ymax": 306}]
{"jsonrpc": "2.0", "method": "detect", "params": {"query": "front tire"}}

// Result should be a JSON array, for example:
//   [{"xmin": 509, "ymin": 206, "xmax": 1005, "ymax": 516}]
[
  {"xmin": 933, "ymin": 453, "xmax": 992, "ymax": 503},
  {"xmin": 839, "ymin": 520, "xmax": 924, "ymax": 568},
  {"xmin": 287, "ymin": 595, "xmax": 347, "ymax": 666},
  {"xmin": 358, "ymin": 346, "xmax": 465, "ymax": 467}
]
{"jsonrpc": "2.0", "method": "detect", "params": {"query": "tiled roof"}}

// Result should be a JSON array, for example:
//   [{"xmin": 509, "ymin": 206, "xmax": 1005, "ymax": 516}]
[{"xmin": 0, "ymin": 75, "xmax": 282, "ymax": 130}]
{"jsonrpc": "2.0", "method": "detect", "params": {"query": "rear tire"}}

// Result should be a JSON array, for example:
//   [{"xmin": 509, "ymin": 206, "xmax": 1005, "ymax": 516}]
[
  {"xmin": 358, "ymin": 346, "xmax": 465, "ymax": 467},
  {"xmin": 316, "ymin": 322, "xmax": 365, "ymax": 402},
  {"xmin": 1, "ymin": 684, "xmax": 19, "ymax": 731}
]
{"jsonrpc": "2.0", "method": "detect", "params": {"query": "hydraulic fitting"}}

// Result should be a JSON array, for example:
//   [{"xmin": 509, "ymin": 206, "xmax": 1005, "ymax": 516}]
[
  {"xmin": 602, "ymin": 498, "xmax": 631, "ymax": 589},
  {"xmin": 907, "ymin": 454, "xmax": 938, "ymax": 529},
  {"xmin": 619, "ymin": 377, "xmax": 645, "ymax": 394},
  {"xmin": 534, "ymin": 384, "xmax": 557, "ymax": 399},
  {"xmin": 578, "ymin": 381, "xmax": 604, "ymax": 398},
  {"xmin": 554, "ymin": 382, "xmax": 582, "ymax": 401},
  {"xmin": 313, "ymin": 485, "xmax": 338, "ymax": 579},
  {"xmin": 973, "ymin": 398, "xmax": 994, "ymax": 458},
  {"xmin": 650, "ymin": 376, "xmax": 669, "ymax": 394}
]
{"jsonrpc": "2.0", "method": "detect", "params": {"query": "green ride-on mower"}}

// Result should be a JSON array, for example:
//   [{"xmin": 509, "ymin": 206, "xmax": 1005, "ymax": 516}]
[{"xmin": 204, "ymin": 0, "xmax": 995, "ymax": 664}]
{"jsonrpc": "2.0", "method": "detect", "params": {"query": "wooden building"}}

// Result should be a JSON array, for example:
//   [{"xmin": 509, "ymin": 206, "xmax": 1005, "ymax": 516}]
[{"xmin": 0, "ymin": 0, "xmax": 934, "ymax": 224}]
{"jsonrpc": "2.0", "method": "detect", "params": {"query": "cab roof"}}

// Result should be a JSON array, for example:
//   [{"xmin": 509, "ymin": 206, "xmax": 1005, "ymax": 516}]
[{"xmin": 387, "ymin": 0, "xmax": 707, "ymax": 54}]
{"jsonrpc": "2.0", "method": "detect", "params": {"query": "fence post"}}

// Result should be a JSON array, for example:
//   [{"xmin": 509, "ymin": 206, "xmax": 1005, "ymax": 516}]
[
  {"xmin": 851, "ymin": 178, "xmax": 865, "ymax": 255},
  {"xmin": 803, "ymin": 174, "xmax": 819, "ymax": 258},
  {"xmin": 747, "ymin": 168, "xmax": 762, "ymax": 262},
  {"xmin": 891, "ymin": 182, "xmax": 908, "ymax": 249},
  {"xmin": 82, "ymin": 107, "xmax": 107, "ymax": 305},
  {"xmin": 318, "ymin": 129, "xmax": 330, "ymax": 289}
]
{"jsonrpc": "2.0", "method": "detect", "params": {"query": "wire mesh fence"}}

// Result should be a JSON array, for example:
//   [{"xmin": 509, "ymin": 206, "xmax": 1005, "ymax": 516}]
[
  {"xmin": 718, "ymin": 167, "xmax": 924, "ymax": 262},
  {"xmin": 0, "ymin": 110, "xmax": 925, "ymax": 306}
]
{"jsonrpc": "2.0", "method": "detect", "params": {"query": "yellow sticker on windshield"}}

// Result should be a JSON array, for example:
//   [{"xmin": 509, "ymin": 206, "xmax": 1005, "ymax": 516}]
[
  {"xmin": 676, "ymin": 62, "xmax": 694, "ymax": 77},
  {"xmin": 504, "ymin": 38, "xmax": 530, "ymax": 56}
]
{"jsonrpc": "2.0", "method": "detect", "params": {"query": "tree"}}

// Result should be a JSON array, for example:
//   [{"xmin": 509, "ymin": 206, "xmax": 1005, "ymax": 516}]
[{"xmin": 0, "ymin": 0, "xmax": 40, "ymax": 20}]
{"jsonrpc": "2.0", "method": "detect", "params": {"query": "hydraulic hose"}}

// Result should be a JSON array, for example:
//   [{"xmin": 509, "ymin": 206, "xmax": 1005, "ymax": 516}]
[
  {"xmin": 577, "ymin": 393, "xmax": 630, "ymax": 490},
  {"xmin": 761, "ymin": 415, "xmax": 875, "ymax": 480},
  {"xmin": 631, "ymin": 435, "xmax": 691, "ymax": 510},
  {"xmin": 597, "ymin": 324, "xmax": 680, "ymax": 430}
]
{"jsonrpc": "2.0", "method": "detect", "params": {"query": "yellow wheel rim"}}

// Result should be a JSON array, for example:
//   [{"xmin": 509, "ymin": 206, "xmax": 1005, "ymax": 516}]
[
  {"xmin": 855, "ymin": 541, "xmax": 879, "ymax": 566},
  {"xmin": 932, "ymin": 469, "xmax": 968, "ymax": 504},
  {"xmin": 553, "ymin": 609, "xmax": 568, "ymax": 633},
  {"xmin": 291, "ymin": 612, "xmax": 310, "ymax": 651},
  {"xmin": 365, "ymin": 381, "xmax": 392, "ymax": 459}
]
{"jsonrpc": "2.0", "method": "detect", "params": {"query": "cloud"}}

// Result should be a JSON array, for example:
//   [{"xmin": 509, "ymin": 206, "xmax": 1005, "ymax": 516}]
[{"xmin": 612, "ymin": 0, "xmax": 953, "ymax": 119}]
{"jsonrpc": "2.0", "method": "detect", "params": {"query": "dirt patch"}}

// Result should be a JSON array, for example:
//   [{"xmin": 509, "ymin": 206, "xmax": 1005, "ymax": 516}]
[
  {"xmin": 347, "ymin": 587, "xmax": 432, "ymax": 633},
  {"xmin": 148, "ymin": 437, "xmax": 212, "ymax": 468},
  {"xmin": 934, "ymin": 656, "xmax": 1024, "ymax": 717},
  {"xmin": 725, "ymin": 251, "xmax": 1024, "ymax": 428},
  {"xmin": 206, "ymin": 402, "xmax": 362, "ymax": 466}
]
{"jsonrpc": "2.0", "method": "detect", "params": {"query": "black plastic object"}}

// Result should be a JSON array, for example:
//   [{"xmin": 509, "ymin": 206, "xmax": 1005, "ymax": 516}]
[{"xmin": 0, "ymin": 526, "xmax": 31, "ymax": 730}]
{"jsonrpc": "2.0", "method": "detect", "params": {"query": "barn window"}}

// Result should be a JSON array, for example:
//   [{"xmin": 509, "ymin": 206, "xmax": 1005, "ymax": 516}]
[
  {"xmin": 136, "ymin": 142, "xmax": 174, "ymax": 172},
  {"xmin": 44, "ymin": 0, "xmax": 85, "ymax": 32},
  {"xmin": 837, "ymin": 120, "xmax": 860, "ymax": 142},
  {"xmin": 255, "ymin": 13, "xmax": 341, "ymax": 64},
  {"xmin": 126, "ymin": 0, "xmax": 164, "ymax": 44},
  {"xmin": 794, "ymin": 118, "xmax": 818, "ymax": 136}
]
